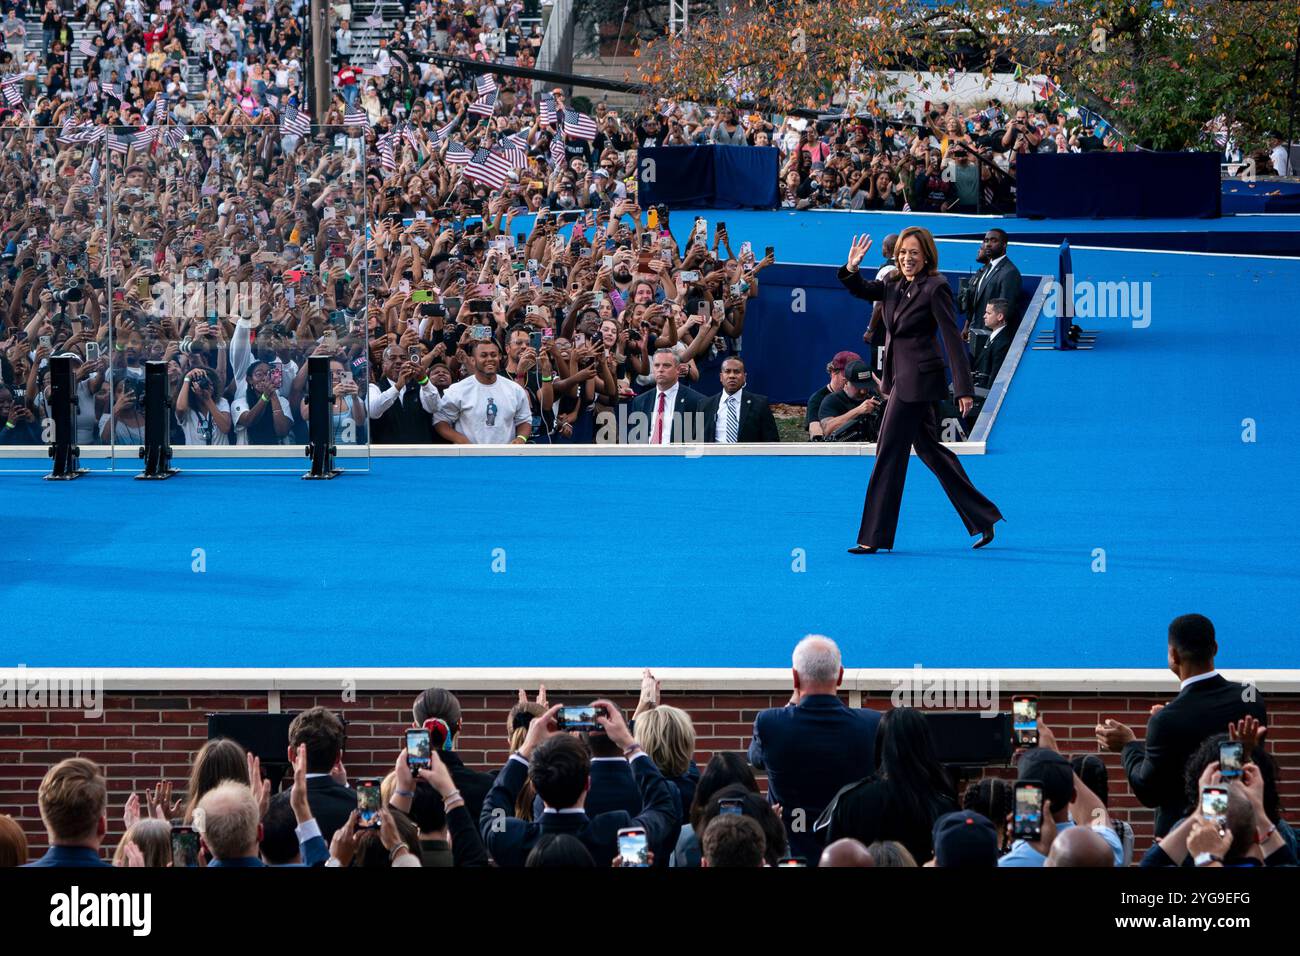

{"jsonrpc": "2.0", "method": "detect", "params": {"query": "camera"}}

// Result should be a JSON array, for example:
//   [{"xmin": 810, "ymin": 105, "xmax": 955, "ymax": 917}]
[{"xmin": 52, "ymin": 282, "xmax": 83, "ymax": 304}]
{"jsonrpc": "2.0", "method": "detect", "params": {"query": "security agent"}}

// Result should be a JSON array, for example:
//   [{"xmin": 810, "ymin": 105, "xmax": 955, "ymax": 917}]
[{"xmin": 817, "ymin": 360, "xmax": 883, "ymax": 442}]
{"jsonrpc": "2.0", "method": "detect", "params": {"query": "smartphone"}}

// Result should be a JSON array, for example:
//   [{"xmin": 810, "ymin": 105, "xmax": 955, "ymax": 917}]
[
  {"xmin": 1012, "ymin": 781, "xmax": 1043, "ymax": 841},
  {"xmin": 1012, "ymin": 695, "xmax": 1038, "ymax": 748},
  {"xmin": 1219, "ymin": 741, "xmax": 1244, "ymax": 781},
  {"xmin": 171, "ymin": 826, "xmax": 200, "ymax": 867},
  {"xmin": 356, "ymin": 778, "xmax": 381, "ymax": 829},
  {"xmin": 1201, "ymin": 785, "xmax": 1229, "ymax": 829},
  {"xmin": 740, "ymin": 241, "xmax": 752, "ymax": 259},
  {"xmin": 410, "ymin": 290, "xmax": 433, "ymax": 303},
  {"xmin": 39, "ymin": 335, "xmax": 52, "ymax": 350},
  {"xmin": 765, "ymin": 246, "xmax": 774, "ymax": 259},
  {"xmin": 555, "ymin": 704, "xmax": 605, "ymax": 732},
  {"xmin": 136, "ymin": 276, "xmax": 151, "ymax": 298},
  {"xmin": 602, "ymin": 255, "xmax": 613, "ymax": 269},
  {"xmin": 443, "ymin": 296, "xmax": 462, "ymax": 315},
  {"xmin": 617, "ymin": 827, "xmax": 649, "ymax": 867},
  {"xmin": 471, "ymin": 324, "xmax": 491, "ymax": 341},
  {"xmin": 85, "ymin": 342, "xmax": 100, "ymax": 361},
  {"xmin": 718, "ymin": 798, "xmax": 744, "ymax": 816},
  {"xmin": 592, "ymin": 290, "xmax": 605, "ymax": 306},
  {"xmin": 405, "ymin": 728, "xmax": 432, "ymax": 775},
  {"xmin": 528, "ymin": 331, "xmax": 543, "ymax": 350},
  {"xmin": 679, "ymin": 270, "xmax": 699, "ymax": 283},
  {"xmin": 207, "ymin": 314, "xmax": 218, "ymax": 328}
]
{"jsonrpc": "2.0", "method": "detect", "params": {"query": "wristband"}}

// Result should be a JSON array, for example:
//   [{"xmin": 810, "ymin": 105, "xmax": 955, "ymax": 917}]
[
  {"xmin": 418, "ymin": 376, "xmax": 429, "ymax": 385},
  {"xmin": 512, "ymin": 435, "xmax": 527, "ymax": 444},
  {"xmin": 540, "ymin": 375, "xmax": 554, "ymax": 383},
  {"xmin": 394, "ymin": 789, "xmax": 415, "ymax": 798},
  {"xmin": 623, "ymin": 743, "xmax": 643, "ymax": 758},
  {"xmin": 261, "ymin": 394, "xmax": 270, "ymax": 403},
  {"xmin": 388, "ymin": 843, "xmax": 410, "ymax": 862},
  {"xmin": 3, "ymin": 421, "xmax": 13, "ymax": 429}
]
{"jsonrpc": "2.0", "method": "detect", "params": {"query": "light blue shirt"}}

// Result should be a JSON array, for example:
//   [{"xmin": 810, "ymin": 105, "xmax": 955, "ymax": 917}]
[{"xmin": 998, "ymin": 816, "xmax": 1125, "ymax": 867}]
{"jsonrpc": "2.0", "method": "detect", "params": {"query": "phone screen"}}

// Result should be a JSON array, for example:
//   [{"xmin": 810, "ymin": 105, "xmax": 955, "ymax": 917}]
[
  {"xmin": 405, "ymin": 729, "xmax": 432, "ymax": 773},
  {"xmin": 557, "ymin": 705, "xmax": 602, "ymax": 732},
  {"xmin": 357, "ymin": 779, "xmax": 381, "ymax": 828},
  {"xmin": 617, "ymin": 829, "xmax": 649, "ymax": 867},
  {"xmin": 1012, "ymin": 696, "xmax": 1038, "ymax": 747},
  {"xmin": 1012, "ymin": 783, "xmax": 1043, "ymax": 840},
  {"xmin": 1218, "ymin": 742, "xmax": 1244, "ymax": 780},
  {"xmin": 718, "ymin": 798, "xmax": 744, "ymax": 816},
  {"xmin": 171, "ymin": 827, "xmax": 200, "ymax": 867},
  {"xmin": 1201, "ymin": 786, "xmax": 1229, "ymax": 828}
]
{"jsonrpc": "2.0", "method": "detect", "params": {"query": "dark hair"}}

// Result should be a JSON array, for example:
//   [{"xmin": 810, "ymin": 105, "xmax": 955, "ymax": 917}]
[
  {"xmin": 875, "ymin": 708, "xmax": 956, "ymax": 831},
  {"xmin": 525, "ymin": 833, "xmax": 595, "ymax": 867},
  {"xmin": 962, "ymin": 777, "xmax": 1014, "ymax": 838},
  {"xmin": 469, "ymin": 338, "xmax": 498, "ymax": 358},
  {"xmin": 407, "ymin": 781, "xmax": 447, "ymax": 834},
  {"xmin": 1071, "ymin": 754, "xmax": 1110, "ymax": 806},
  {"xmin": 987, "ymin": 227, "xmax": 1009, "ymax": 243},
  {"xmin": 287, "ymin": 706, "xmax": 345, "ymax": 773},
  {"xmin": 412, "ymin": 688, "xmax": 461, "ymax": 737},
  {"xmin": 700, "ymin": 784, "xmax": 787, "ymax": 865},
  {"xmin": 1184, "ymin": 733, "xmax": 1283, "ymax": 823},
  {"xmin": 529, "ymin": 735, "xmax": 590, "ymax": 810},
  {"xmin": 1168, "ymin": 613, "xmax": 1216, "ymax": 665},
  {"xmin": 987, "ymin": 297, "xmax": 1010, "ymax": 318},
  {"xmin": 585, "ymin": 728, "xmax": 622, "ymax": 759},
  {"xmin": 701, "ymin": 814, "xmax": 765, "ymax": 867},
  {"xmin": 259, "ymin": 797, "xmax": 301, "ymax": 864},
  {"xmin": 689, "ymin": 752, "xmax": 758, "ymax": 832}
]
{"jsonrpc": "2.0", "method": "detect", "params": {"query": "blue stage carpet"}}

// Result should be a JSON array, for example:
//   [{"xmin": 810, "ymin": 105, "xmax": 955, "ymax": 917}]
[{"xmin": 4, "ymin": 230, "xmax": 1299, "ymax": 672}]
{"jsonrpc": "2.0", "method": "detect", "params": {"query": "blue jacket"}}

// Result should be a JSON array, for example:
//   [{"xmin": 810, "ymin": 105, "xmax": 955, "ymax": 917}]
[
  {"xmin": 23, "ymin": 846, "xmax": 112, "ymax": 867},
  {"xmin": 207, "ymin": 856, "xmax": 266, "ymax": 867},
  {"xmin": 748, "ymin": 695, "xmax": 881, "ymax": 863},
  {"xmin": 481, "ymin": 752, "xmax": 679, "ymax": 867},
  {"xmin": 533, "ymin": 756, "xmax": 644, "ymax": 820}
]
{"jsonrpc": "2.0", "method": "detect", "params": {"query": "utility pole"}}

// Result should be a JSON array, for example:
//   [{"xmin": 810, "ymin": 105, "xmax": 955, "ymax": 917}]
[{"xmin": 312, "ymin": 0, "xmax": 331, "ymax": 122}]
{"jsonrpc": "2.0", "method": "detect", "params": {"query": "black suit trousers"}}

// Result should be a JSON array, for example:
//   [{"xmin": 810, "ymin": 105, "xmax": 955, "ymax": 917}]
[{"xmin": 858, "ymin": 398, "xmax": 1002, "ymax": 548}]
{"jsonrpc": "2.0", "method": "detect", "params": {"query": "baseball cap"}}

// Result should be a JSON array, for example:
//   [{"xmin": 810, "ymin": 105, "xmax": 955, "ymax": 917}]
[
  {"xmin": 829, "ymin": 350, "xmax": 861, "ymax": 372},
  {"xmin": 932, "ymin": 811, "xmax": 999, "ymax": 867},
  {"xmin": 844, "ymin": 360, "xmax": 871, "ymax": 385},
  {"xmin": 1017, "ymin": 748, "xmax": 1075, "ymax": 811}
]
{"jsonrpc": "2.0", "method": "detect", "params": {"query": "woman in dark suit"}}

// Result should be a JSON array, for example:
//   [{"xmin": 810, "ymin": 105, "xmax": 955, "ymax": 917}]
[{"xmin": 839, "ymin": 227, "xmax": 1002, "ymax": 553}]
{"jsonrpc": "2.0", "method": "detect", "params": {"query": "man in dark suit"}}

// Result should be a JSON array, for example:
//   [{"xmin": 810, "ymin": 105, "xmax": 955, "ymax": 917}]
[
  {"xmin": 627, "ymin": 348, "xmax": 705, "ymax": 443},
  {"xmin": 701, "ymin": 356, "xmax": 780, "ymax": 443},
  {"xmin": 957, "ymin": 228, "xmax": 1022, "ymax": 335},
  {"xmin": 532, "ymin": 722, "xmax": 644, "ymax": 819},
  {"xmin": 960, "ymin": 297, "xmax": 1013, "ymax": 431},
  {"xmin": 267, "ymin": 706, "xmax": 356, "ymax": 846},
  {"xmin": 411, "ymin": 687, "xmax": 494, "ymax": 822},
  {"xmin": 1097, "ymin": 614, "xmax": 1268, "ymax": 837},
  {"xmin": 23, "ymin": 758, "xmax": 112, "ymax": 867},
  {"xmin": 479, "ymin": 700, "xmax": 679, "ymax": 866},
  {"xmin": 748, "ymin": 635, "xmax": 880, "ymax": 865}
]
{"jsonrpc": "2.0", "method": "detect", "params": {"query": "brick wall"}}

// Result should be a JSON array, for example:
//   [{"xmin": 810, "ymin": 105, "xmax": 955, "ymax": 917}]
[{"xmin": 3, "ymin": 689, "xmax": 1296, "ymax": 860}]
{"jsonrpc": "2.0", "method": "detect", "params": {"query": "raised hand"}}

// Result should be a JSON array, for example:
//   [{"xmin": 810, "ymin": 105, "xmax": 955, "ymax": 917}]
[{"xmin": 846, "ymin": 233, "xmax": 873, "ymax": 271}]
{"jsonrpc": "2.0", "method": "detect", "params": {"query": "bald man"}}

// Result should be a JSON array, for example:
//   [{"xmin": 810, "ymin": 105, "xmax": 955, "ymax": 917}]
[
  {"xmin": 820, "ymin": 837, "xmax": 875, "ymax": 868},
  {"xmin": 197, "ymin": 781, "xmax": 266, "ymax": 867},
  {"xmin": 1045, "ymin": 826, "xmax": 1114, "ymax": 868}
]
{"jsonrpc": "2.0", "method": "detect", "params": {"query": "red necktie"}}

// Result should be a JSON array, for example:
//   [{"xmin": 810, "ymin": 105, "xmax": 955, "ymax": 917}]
[{"xmin": 652, "ymin": 391, "xmax": 666, "ymax": 443}]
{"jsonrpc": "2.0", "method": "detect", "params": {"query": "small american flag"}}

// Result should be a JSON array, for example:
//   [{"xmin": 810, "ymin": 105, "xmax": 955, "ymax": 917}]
[
  {"xmin": 102, "ymin": 82, "xmax": 121, "ymax": 101},
  {"xmin": 444, "ymin": 140, "xmax": 473, "ymax": 165},
  {"xmin": 436, "ymin": 117, "xmax": 458, "ymax": 141},
  {"xmin": 162, "ymin": 126, "xmax": 185, "ymax": 149},
  {"xmin": 78, "ymin": 37, "xmax": 96, "ymax": 57},
  {"xmin": 549, "ymin": 132, "xmax": 566, "ymax": 165},
  {"xmin": 464, "ymin": 147, "xmax": 511, "ymax": 191},
  {"xmin": 902, "ymin": 200, "xmax": 912, "ymax": 212},
  {"xmin": 280, "ymin": 104, "xmax": 310, "ymax": 137},
  {"xmin": 400, "ymin": 122, "xmax": 421, "ymax": 152},
  {"xmin": 1, "ymin": 75, "xmax": 24, "ymax": 108},
  {"xmin": 107, "ymin": 135, "xmax": 130, "ymax": 155},
  {"xmin": 80, "ymin": 125, "xmax": 107, "ymax": 144},
  {"xmin": 364, "ymin": 10, "xmax": 383, "ymax": 27},
  {"xmin": 376, "ymin": 130, "xmax": 396, "ymax": 170},
  {"xmin": 659, "ymin": 99, "xmax": 676, "ymax": 118},
  {"xmin": 468, "ymin": 90, "xmax": 496, "ymax": 117},
  {"xmin": 561, "ymin": 109, "xmax": 597, "ymax": 141},
  {"xmin": 151, "ymin": 92, "xmax": 167, "ymax": 125},
  {"xmin": 476, "ymin": 74, "xmax": 497, "ymax": 97},
  {"xmin": 344, "ymin": 105, "xmax": 368, "ymax": 128},
  {"xmin": 497, "ymin": 144, "xmax": 528, "ymax": 170},
  {"xmin": 539, "ymin": 94, "xmax": 556, "ymax": 126},
  {"xmin": 132, "ymin": 127, "xmax": 157, "ymax": 151}
]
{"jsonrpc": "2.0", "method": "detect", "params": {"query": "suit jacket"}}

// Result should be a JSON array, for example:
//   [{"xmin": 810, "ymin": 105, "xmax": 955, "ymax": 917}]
[
  {"xmin": 701, "ymin": 389, "xmax": 780, "ymax": 443},
  {"xmin": 22, "ymin": 846, "xmax": 111, "ymax": 867},
  {"xmin": 442, "ymin": 750, "xmax": 495, "ymax": 825},
  {"xmin": 971, "ymin": 327, "xmax": 1011, "ymax": 387},
  {"xmin": 839, "ymin": 267, "xmax": 973, "ymax": 403},
  {"xmin": 628, "ymin": 384, "xmax": 706, "ymax": 443},
  {"xmin": 480, "ymin": 753, "xmax": 679, "ymax": 867},
  {"xmin": 959, "ymin": 257, "xmax": 1023, "ymax": 331},
  {"xmin": 1121, "ymin": 674, "xmax": 1268, "ymax": 836},
  {"xmin": 268, "ymin": 775, "xmax": 356, "ymax": 846},
  {"xmin": 748, "ymin": 695, "xmax": 881, "ymax": 864}
]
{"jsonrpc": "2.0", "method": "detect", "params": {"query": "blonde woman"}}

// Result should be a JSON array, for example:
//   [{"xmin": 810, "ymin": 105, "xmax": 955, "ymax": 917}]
[
  {"xmin": 506, "ymin": 687, "xmax": 547, "ymax": 821},
  {"xmin": 113, "ymin": 819, "xmax": 171, "ymax": 867},
  {"xmin": 634, "ymin": 705, "xmax": 699, "ymax": 822}
]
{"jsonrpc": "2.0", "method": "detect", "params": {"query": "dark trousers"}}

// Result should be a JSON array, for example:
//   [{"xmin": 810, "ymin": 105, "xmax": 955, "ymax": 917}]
[{"xmin": 857, "ymin": 398, "xmax": 1002, "ymax": 548}]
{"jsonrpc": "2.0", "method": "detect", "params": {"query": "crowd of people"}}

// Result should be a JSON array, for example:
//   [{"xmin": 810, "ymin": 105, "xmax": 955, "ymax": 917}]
[
  {"xmin": 2, "ymin": 613, "xmax": 1289, "ymax": 869},
  {"xmin": 0, "ymin": 0, "xmax": 1087, "ymax": 450}
]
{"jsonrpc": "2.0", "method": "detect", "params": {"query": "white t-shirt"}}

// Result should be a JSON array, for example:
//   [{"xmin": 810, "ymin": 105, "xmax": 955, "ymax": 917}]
[
  {"xmin": 230, "ymin": 393, "xmax": 293, "ymax": 444},
  {"xmin": 176, "ymin": 398, "xmax": 232, "ymax": 446},
  {"xmin": 434, "ymin": 375, "xmax": 531, "ymax": 444},
  {"xmin": 1270, "ymin": 144, "xmax": 1292, "ymax": 177}
]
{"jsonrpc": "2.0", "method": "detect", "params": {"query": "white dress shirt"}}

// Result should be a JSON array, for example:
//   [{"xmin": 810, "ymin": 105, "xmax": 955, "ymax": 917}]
[
  {"xmin": 714, "ymin": 388, "xmax": 743, "ymax": 442},
  {"xmin": 978, "ymin": 255, "xmax": 1005, "ymax": 290},
  {"xmin": 1180, "ymin": 670, "xmax": 1220, "ymax": 691},
  {"xmin": 650, "ymin": 382, "xmax": 679, "ymax": 444},
  {"xmin": 367, "ymin": 378, "xmax": 440, "ymax": 419}
]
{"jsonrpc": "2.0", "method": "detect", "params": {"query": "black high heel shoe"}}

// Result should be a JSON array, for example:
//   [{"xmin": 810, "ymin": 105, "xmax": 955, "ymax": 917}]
[
  {"xmin": 972, "ymin": 528, "xmax": 995, "ymax": 550},
  {"xmin": 847, "ymin": 545, "xmax": 879, "ymax": 555}
]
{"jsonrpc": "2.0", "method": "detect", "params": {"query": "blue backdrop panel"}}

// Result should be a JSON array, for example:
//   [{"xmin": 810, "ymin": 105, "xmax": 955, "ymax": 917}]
[
  {"xmin": 712, "ymin": 145, "xmax": 780, "ymax": 209},
  {"xmin": 1221, "ymin": 180, "xmax": 1300, "ymax": 214},
  {"xmin": 1016, "ymin": 152, "xmax": 1221, "ymax": 219},
  {"xmin": 638, "ymin": 146, "xmax": 779, "ymax": 210}
]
